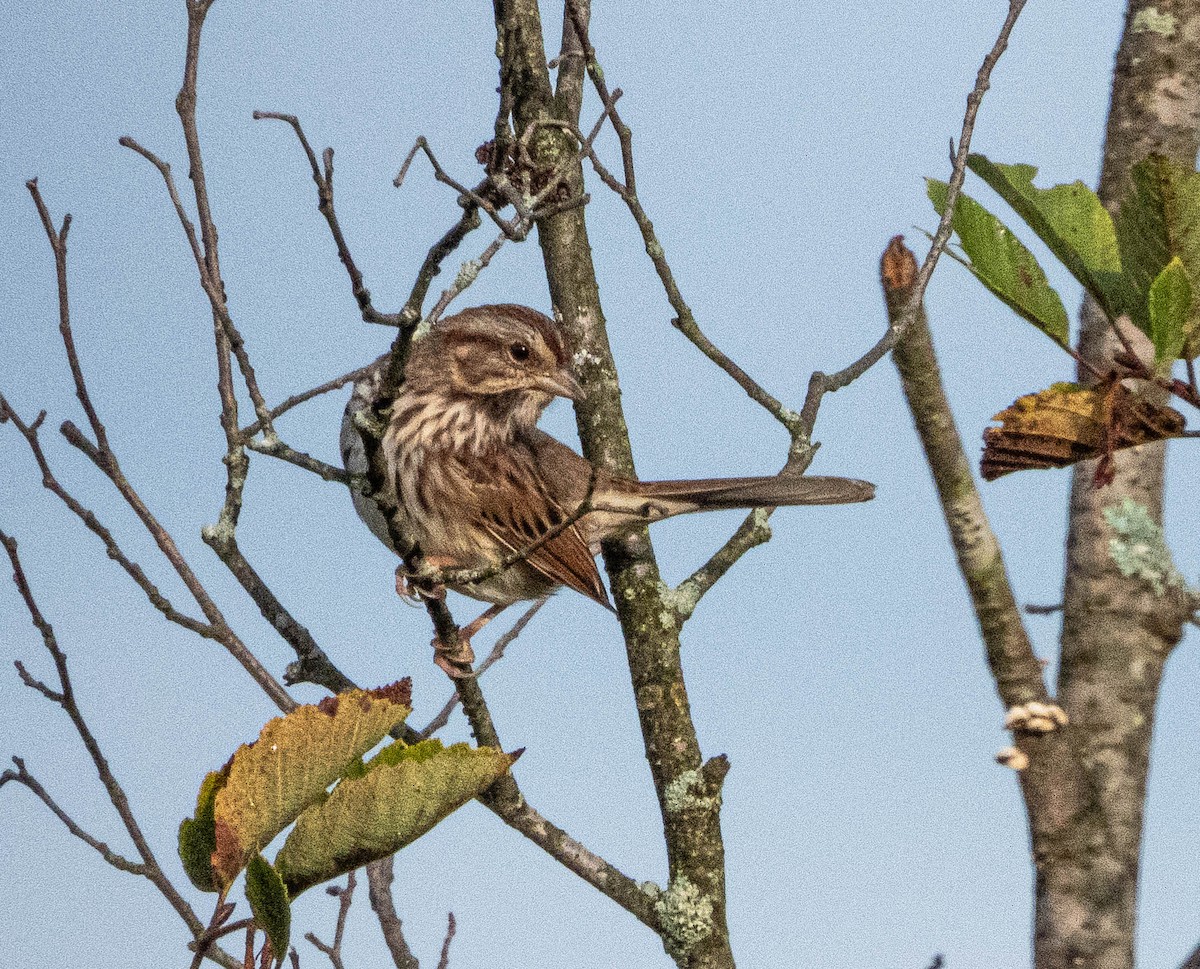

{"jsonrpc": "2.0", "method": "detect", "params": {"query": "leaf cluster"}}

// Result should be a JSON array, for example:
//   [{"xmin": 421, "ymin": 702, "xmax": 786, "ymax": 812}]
[
  {"xmin": 929, "ymin": 153, "xmax": 1200, "ymax": 366},
  {"xmin": 927, "ymin": 154, "xmax": 1200, "ymax": 481},
  {"xmin": 177, "ymin": 681, "xmax": 517, "ymax": 962}
]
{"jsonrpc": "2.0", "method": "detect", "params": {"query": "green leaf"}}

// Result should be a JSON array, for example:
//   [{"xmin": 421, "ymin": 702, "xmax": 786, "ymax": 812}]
[
  {"xmin": 966, "ymin": 155, "xmax": 1135, "ymax": 321},
  {"xmin": 178, "ymin": 766, "xmax": 229, "ymax": 893},
  {"xmin": 1115, "ymin": 154, "xmax": 1200, "ymax": 354},
  {"xmin": 209, "ymin": 681, "xmax": 412, "ymax": 890},
  {"xmin": 246, "ymin": 854, "xmax": 291, "ymax": 966},
  {"xmin": 1148, "ymin": 257, "xmax": 1192, "ymax": 366},
  {"xmin": 274, "ymin": 741, "xmax": 519, "ymax": 897},
  {"xmin": 927, "ymin": 179, "xmax": 1070, "ymax": 346}
]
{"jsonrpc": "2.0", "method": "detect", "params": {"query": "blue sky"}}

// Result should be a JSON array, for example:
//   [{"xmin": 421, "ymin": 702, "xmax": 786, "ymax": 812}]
[{"xmin": 4, "ymin": 1, "xmax": 1199, "ymax": 967}]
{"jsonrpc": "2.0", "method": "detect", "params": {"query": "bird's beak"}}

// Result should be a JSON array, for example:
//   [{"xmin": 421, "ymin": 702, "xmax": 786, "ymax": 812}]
[{"xmin": 536, "ymin": 369, "xmax": 585, "ymax": 401}]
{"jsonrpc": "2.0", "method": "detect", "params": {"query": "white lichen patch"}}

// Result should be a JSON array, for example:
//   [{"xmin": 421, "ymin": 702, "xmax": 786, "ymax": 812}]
[
  {"xmin": 749, "ymin": 506, "xmax": 772, "ymax": 536},
  {"xmin": 655, "ymin": 875, "xmax": 713, "ymax": 958},
  {"xmin": 657, "ymin": 581, "xmax": 695, "ymax": 618},
  {"xmin": 1103, "ymin": 498, "xmax": 1183, "ymax": 596},
  {"xmin": 1132, "ymin": 6, "xmax": 1176, "ymax": 36},
  {"xmin": 995, "ymin": 746, "xmax": 1030, "ymax": 771},
  {"xmin": 200, "ymin": 520, "xmax": 235, "ymax": 547},
  {"xmin": 663, "ymin": 769, "xmax": 720, "ymax": 814},
  {"xmin": 572, "ymin": 348, "xmax": 604, "ymax": 370},
  {"xmin": 1004, "ymin": 701, "xmax": 1069, "ymax": 734},
  {"xmin": 639, "ymin": 880, "xmax": 662, "ymax": 899},
  {"xmin": 453, "ymin": 259, "xmax": 482, "ymax": 291}
]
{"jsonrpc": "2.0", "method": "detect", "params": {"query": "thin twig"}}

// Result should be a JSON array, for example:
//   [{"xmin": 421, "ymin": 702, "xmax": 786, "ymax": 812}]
[
  {"xmin": 254, "ymin": 111, "xmax": 404, "ymax": 327},
  {"xmin": 0, "ymin": 400, "xmax": 211, "ymax": 638},
  {"xmin": 9, "ymin": 183, "xmax": 296, "ymax": 709},
  {"xmin": 1025, "ymin": 602, "xmax": 1064, "ymax": 616},
  {"xmin": 436, "ymin": 913, "xmax": 457, "ymax": 969},
  {"xmin": 305, "ymin": 872, "xmax": 356, "ymax": 969},
  {"xmin": 243, "ymin": 436, "xmax": 352, "ymax": 484},
  {"xmin": 239, "ymin": 365, "xmax": 376, "ymax": 439},
  {"xmin": 1, "ymin": 757, "xmax": 145, "ymax": 875},
  {"xmin": 797, "ymin": 0, "xmax": 1030, "ymax": 440},
  {"xmin": 24, "ymin": 180, "xmax": 110, "ymax": 453},
  {"xmin": 56, "ymin": 415, "xmax": 293, "ymax": 710},
  {"xmin": 399, "ymin": 199, "xmax": 487, "ymax": 327},
  {"xmin": 671, "ymin": 510, "xmax": 772, "ymax": 620},
  {"xmin": 0, "ymin": 530, "xmax": 235, "ymax": 961},
  {"xmin": 200, "ymin": 528, "xmax": 354, "ymax": 694},
  {"xmin": 402, "ymin": 137, "xmax": 515, "ymax": 234},
  {"xmin": 559, "ymin": 5, "xmax": 801, "ymax": 442}
]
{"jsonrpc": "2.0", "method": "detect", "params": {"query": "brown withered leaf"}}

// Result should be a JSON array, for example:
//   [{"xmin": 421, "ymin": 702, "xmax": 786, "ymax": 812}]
[{"xmin": 981, "ymin": 376, "xmax": 1186, "ymax": 486}]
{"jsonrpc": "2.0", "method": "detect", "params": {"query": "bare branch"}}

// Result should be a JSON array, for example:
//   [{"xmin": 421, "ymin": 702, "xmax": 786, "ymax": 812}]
[
  {"xmin": 0, "ymin": 400, "xmax": 210, "ymax": 638},
  {"xmin": 884, "ymin": 237, "xmax": 1048, "ymax": 709},
  {"xmin": 670, "ymin": 509, "xmax": 772, "ymax": 621},
  {"xmin": 244, "ymin": 436, "xmax": 352, "ymax": 484},
  {"xmin": 54, "ymin": 415, "xmax": 293, "ymax": 711},
  {"xmin": 200, "ymin": 528, "xmax": 354, "ymax": 695},
  {"xmin": 797, "ymin": 0, "xmax": 1029, "ymax": 440},
  {"xmin": 254, "ymin": 111, "xmax": 405, "ymax": 327},
  {"xmin": 117, "ymin": 137, "xmax": 208, "ymax": 280},
  {"xmin": 366, "ymin": 859, "xmax": 421, "ymax": 969},
  {"xmin": 559, "ymin": 5, "xmax": 801, "ymax": 441},
  {"xmin": 0, "ymin": 530, "xmax": 214, "ymax": 946},
  {"xmin": 305, "ymin": 872, "xmax": 356, "ymax": 969},
  {"xmin": 239, "ymin": 365, "xmax": 377, "ymax": 439},
  {"xmin": 436, "ymin": 913, "xmax": 457, "ymax": 969},
  {"xmin": 399, "ymin": 200, "xmax": 486, "ymax": 328},
  {"xmin": 14, "ymin": 659, "xmax": 63, "ymax": 704},
  {"xmin": 407, "ymin": 587, "xmax": 658, "ymax": 929},
  {"xmin": 883, "ymin": 236, "xmax": 1093, "ymax": 864},
  {"xmin": 24, "ymin": 179, "xmax": 111, "ymax": 453},
  {"xmin": 1, "ymin": 757, "xmax": 145, "ymax": 876},
  {"xmin": 403, "ymin": 137, "xmax": 515, "ymax": 235}
]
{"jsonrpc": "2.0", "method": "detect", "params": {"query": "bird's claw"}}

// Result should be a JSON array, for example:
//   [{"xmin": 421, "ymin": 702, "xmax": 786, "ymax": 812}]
[{"xmin": 395, "ymin": 565, "xmax": 445, "ymax": 604}]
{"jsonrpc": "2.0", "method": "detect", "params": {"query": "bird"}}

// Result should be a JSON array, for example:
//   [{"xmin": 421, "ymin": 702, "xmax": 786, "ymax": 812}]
[{"xmin": 342, "ymin": 304, "xmax": 874, "ymax": 675}]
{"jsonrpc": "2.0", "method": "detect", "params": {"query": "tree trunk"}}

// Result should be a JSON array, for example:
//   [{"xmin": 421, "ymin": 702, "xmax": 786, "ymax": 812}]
[{"xmin": 1038, "ymin": 3, "xmax": 1200, "ymax": 966}]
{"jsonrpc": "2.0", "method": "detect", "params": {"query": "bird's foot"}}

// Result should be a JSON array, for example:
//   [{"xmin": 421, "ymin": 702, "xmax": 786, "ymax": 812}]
[
  {"xmin": 432, "ymin": 633, "xmax": 476, "ymax": 679},
  {"xmin": 394, "ymin": 561, "xmax": 451, "ymax": 604},
  {"xmin": 430, "ymin": 604, "xmax": 507, "ymax": 680}
]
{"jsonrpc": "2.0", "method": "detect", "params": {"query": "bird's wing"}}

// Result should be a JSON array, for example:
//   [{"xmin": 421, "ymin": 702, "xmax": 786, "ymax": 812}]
[{"xmin": 474, "ymin": 444, "xmax": 610, "ymax": 607}]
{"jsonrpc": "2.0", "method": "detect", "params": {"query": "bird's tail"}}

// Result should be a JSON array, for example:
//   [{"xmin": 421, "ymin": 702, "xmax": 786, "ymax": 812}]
[
  {"xmin": 632, "ymin": 474, "xmax": 875, "ymax": 511},
  {"xmin": 584, "ymin": 475, "xmax": 875, "ymax": 536}
]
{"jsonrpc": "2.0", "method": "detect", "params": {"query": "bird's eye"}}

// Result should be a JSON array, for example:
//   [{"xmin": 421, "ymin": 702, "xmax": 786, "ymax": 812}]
[{"xmin": 509, "ymin": 341, "xmax": 530, "ymax": 362}]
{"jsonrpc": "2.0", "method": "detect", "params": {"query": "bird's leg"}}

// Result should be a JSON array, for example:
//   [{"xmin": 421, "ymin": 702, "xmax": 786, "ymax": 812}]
[{"xmin": 432, "ymin": 603, "xmax": 508, "ymax": 680}]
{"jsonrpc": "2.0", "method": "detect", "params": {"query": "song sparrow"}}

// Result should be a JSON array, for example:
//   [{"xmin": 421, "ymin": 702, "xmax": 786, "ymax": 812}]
[{"xmin": 342, "ymin": 304, "xmax": 874, "ymax": 674}]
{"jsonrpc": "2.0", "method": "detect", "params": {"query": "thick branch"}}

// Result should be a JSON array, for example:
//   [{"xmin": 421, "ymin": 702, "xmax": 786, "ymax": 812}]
[
  {"xmin": 496, "ymin": 0, "xmax": 722, "ymax": 963},
  {"xmin": 1047, "ymin": 3, "xmax": 1200, "ymax": 965},
  {"xmin": 885, "ymin": 238, "xmax": 1047, "ymax": 708}
]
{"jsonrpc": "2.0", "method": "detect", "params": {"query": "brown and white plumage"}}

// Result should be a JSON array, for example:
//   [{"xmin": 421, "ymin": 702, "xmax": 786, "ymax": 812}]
[{"xmin": 342, "ymin": 304, "xmax": 875, "ymax": 610}]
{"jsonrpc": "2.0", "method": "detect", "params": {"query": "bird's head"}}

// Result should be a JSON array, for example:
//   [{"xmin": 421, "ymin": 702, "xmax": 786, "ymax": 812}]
[{"xmin": 407, "ymin": 305, "xmax": 584, "ymax": 407}]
